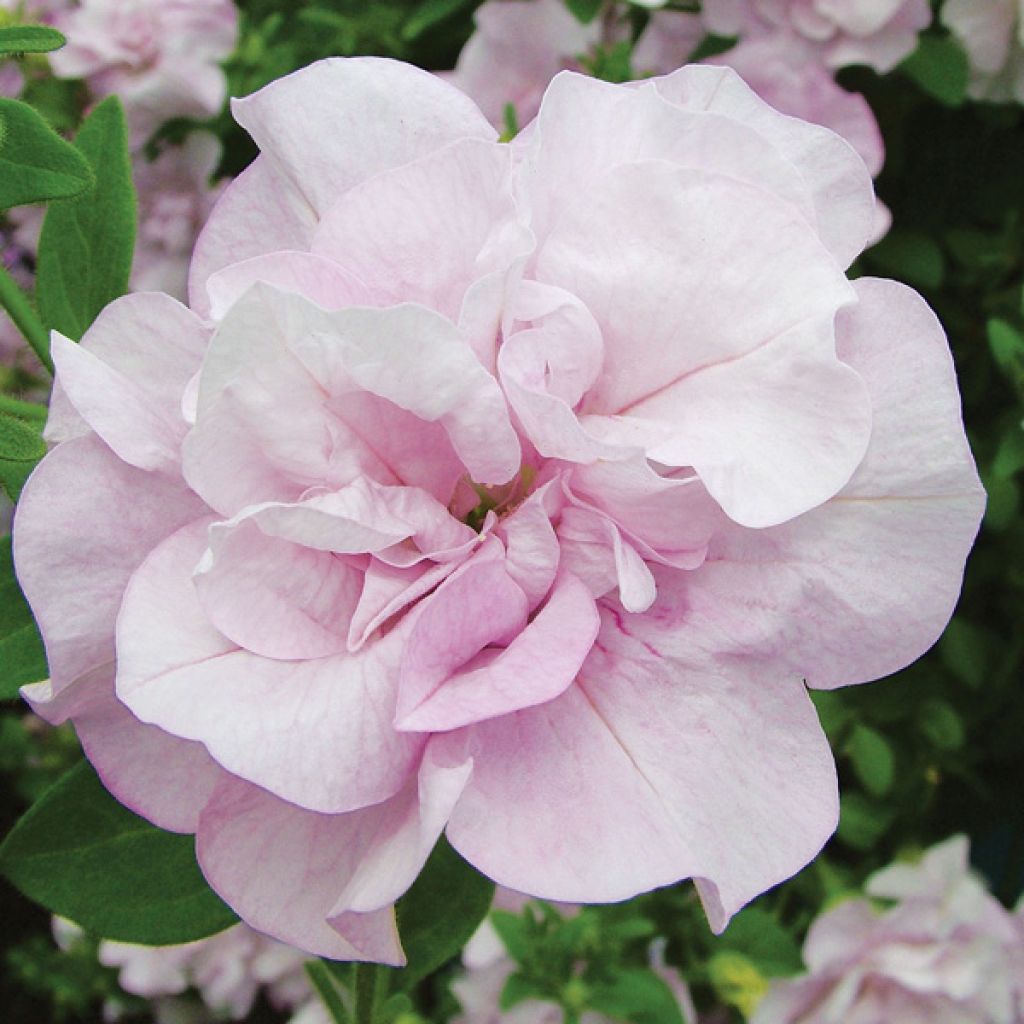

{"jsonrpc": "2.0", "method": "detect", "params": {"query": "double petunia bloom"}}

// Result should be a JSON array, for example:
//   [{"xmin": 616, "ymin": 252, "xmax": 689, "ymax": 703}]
[{"xmin": 14, "ymin": 58, "xmax": 984, "ymax": 963}]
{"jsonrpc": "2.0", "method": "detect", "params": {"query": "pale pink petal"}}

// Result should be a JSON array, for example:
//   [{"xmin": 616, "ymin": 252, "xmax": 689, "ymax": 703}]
[
  {"xmin": 194, "ymin": 518, "xmax": 362, "ymax": 659},
  {"xmin": 116, "ymin": 520, "xmax": 424, "ymax": 814},
  {"xmin": 523, "ymin": 72, "xmax": 818, "ymax": 250},
  {"xmin": 442, "ymin": 607, "xmax": 837, "ymax": 930},
  {"xmin": 675, "ymin": 278, "xmax": 985, "ymax": 689},
  {"xmin": 396, "ymin": 572, "xmax": 599, "ymax": 733},
  {"xmin": 312, "ymin": 139, "xmax": 524, "ymax": 333},
  {"xmin": 189, "ymin": 158, "xmax": 317, "ymax": 317},
  {"xmin": 24, "ymin": 667, "xmax": 226, "ymax": 833},
  {"xmin": 13, "ymin": 435, "xmax": 207, "ymax": 692},
  {"xmin": 397, "ymin": 544, "xmax": 530, "ymax": 724},
  {"xmin": 231, "ymin": 57, "xmax": 496, "ymax": 217},
  {"xmin": 446, "ymin": 0, "xmax": 600, "ymax": 127},
  {"xmin": 647, "ymin": 64, "xmax": 875, "ymax": 267},
  {"xmin": 536, "ymin": 160, "xmax": 867, "ymax": 525},
  {"xmin": 205, "ymin": 251, "xmax": 373, "ymax": 320},
  {"xmin": 45, "ymin": 292, "xmax": 209, "ymax": 451},
  {"xmin": 493, "ymin": 486, "xmax": 562, "ymax": 609},
  {"xmin": 196, "ymin": 777, "xmax": 403, "ymax": 962}
]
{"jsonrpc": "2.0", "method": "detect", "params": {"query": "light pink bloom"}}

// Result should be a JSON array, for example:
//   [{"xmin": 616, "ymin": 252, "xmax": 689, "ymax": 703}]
[
  {"xmin": 49, "ymin": 0, "xmax": 238, "ymax": 148},
  {"xmin": 943, "ymin": 0, "xmax": 1024, "ymax": 104},
  {"xmin": 15, "ymin": 58, "xmax": 983, "ymax": 965},
  {"xmin": 445, "ymin": 0, "xmax": 602, "ymax": 127},
  {"xmin": 131, "ymin": 134, "xmax": 226, "ymax": 302},
  {"xmin": 752, "ymin": 836, "xmax": 1024, "ymax": 1024},
  {"xmin": 702, "ymin": 0, "xmax": 932, "ymax": 72}
]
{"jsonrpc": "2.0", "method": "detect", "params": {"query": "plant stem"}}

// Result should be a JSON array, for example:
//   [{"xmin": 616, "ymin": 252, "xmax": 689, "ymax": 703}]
[
  {"xmin": 354, "ymin": 962, "xmax": 390, "ymax": 1024},
  {"xmin": 306, "ymin": 960, "xmax": 353, "ymax": 1024},
  {"xmin": 0, "ymin": 263, "xmax": 53, "ymax": 375}
]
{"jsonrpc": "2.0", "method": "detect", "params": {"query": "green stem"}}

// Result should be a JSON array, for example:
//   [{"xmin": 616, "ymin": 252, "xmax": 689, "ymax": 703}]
[
  {"xmin": 0, "ymin": 263, "xmax": 52, "ymax": 375},
  {"xmin": 354, "ymin": 962, "xmax": 390, "ymax": 1024},
  {"xmin": 0, "ymin": 393, "xmax": 47, "ymax": 423},
  {"xmin": 306, "ymin": 961, "xmax": 353, "ymax": 1024}
]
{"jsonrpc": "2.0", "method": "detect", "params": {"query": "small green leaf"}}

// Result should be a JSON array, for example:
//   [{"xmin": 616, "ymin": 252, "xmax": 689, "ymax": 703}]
[
  {"xmin": 566, "ymin": 0, "xmax": 604, "ymax": 24},
  {"xmin": 707, "ymin": 952, "xmax": 769, "ymax": 1019},
  {"xmin": 0, "ymin": 534, "xmax": 47, "ymax": 698},
  {"xmin": 988, "ymin": 319, "xmax": 1024, "ymax": 379},
  {"xmin": 867, "ymin": 229, "xmax": 945, "ymax": 290},
  {"xmin": 391, "ymin": 837, "xmax": 494, "ymax": 987},
  {"xmin": 918, "ymin": 699, "xmax": 965, "ymax": 751},
  {"xmin": 837, "ymin": 792, "xmax": 894, "ymax": 851},
  {"xmin": 589, "ymin": 968, "xmax": 687, "ymax": 1024},
  {"xmin": 0, "ymin": 760, "xmax": 238, "ymax": 943},
  {"xmin": 0, "ymin": 97, "xmax": 93, "ymax": 211},
  {"xmin": 715, "ymin": 907, "xmax": 803, "ymax": 977},
  {"xmin": 899, "ymin": 35, "xmax": 969, "ymax": 107},
  {"xmin": 402, "ymin": 0, "xmax": 475, "ymax": 41},
  {"xmin": 847, "ymin": 724, "xmax": 895, "ymax": 797},
  {"xmin": 0, "ymin": 409, "xmax": 45, "ymax": 502},
  {"xmin": 37, "ymin": 95, "xmax": 136, "ymax": 341},
  {"xmin": 500, "ymin": 972, "xmax": 545, "ymax": 1011},
  {"xmin": 992, "ymin": 426, "xmax": 1024, "ymax": 479},
  {"xmin": 0, "ymin": 24, "xmax": 66, "ymax": 55},
  {"xmin": 939, "ymin": 618, "xmax": 990, "ymax": 689}
]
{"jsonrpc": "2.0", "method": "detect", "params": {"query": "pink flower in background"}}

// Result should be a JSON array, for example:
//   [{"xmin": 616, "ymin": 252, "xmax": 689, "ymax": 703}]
[
  {"xmin": 445, "ymin": 0, "xmax": 600, "ymax": 127},
  {"xmin": 54, "ymin": 917, "xmax": 315, "ymax": 1023},
  {"xmin": 49, "ymin": 0, "xmax": 238, "ymax": 147},
  {"xmin": 131, "ymin": 133, "xmax": 226, "ymax": 301},
  {"xmin": 702, "ymin": 0, "xmax": 932, "ymax": 72},
  {"xmin": 752, "ymin": 836, "xmax": 1024, "ymax": 1024},
  {"xmin": 943, "ymin": 0, "xmax": 1024, "ymax": 104},
  {"xmin": 15, "ymin": 58, "xmax": 984, "ymax": 964}
]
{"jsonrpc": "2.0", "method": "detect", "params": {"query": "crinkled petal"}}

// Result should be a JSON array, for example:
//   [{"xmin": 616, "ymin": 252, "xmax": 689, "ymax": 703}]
[
  {"xmin": 231, "ymin": 57, "xmax": 496, "ymax": 216},
  {"xmin": 116, "ymin": 520, "xmax": 424, "ymax": 814},
  {"xmin": 677, "ymin": 278, "xmax": 985, "ymax": 688},
  {"xmin": 13, "ymin": 436, "xmax": 207, "ymax": 692},
  {"xmin": 442, "ymin": 603, "xmax": 837, "ymax": 930},
  {"xmin": 396, "ymin": 572, "xmax": 599, "ymax": 732},
  {"xmin": 647, "ymin": 64, "xmax": 875, "ymax": 267}
]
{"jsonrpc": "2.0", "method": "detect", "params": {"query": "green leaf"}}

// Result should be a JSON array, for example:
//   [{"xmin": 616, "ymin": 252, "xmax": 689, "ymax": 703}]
[
  {"xmin": 992, "ymin": 425, "xmax": 1024, "ymax": 479},
  {"xmin": 715, "ymin": 907, "xmax": 803, "ymax": 977},
  {"xmin": 707, "ymin": 952, "xmax": 769, "ymax": 1019},
  {"xmin": 566, "ymin": 0, "xmax": 604, "ymax": 24},
  {"xmin": 589, "ymin": 968, "xmax": 686, "ymax": 1024},
  {"xmin": 918, "ymin": 699, "xmax": 965, "ymax": 751},
  {"xmin": 391, "ymin": 837, "xmax": 494, "ymax": 987},
  {"xmin": 402, "ymin": 0, "xmax": 475, "ymax": 41},
  {"xmin": 0, "ymin": 409, "xmax": 45, "ymax": 502},
  {"xmin": 847, "ymin": 724, "xmax": 895, "ymax": 797},
  {"xmin": 0, "ymin": 97, "xmax": 93, "ymax": 211},
  {"xmin": 0, "ymin": 535, "xmax": 47, "ymax": 699},
  {"xmin": 899, "ymin": 35, "xmax": 969, "ymax": 107},
  {"xmin": 939, "ymin": 618, "xmax": 990, "ymax": 689},
  {"xmin": 837, "ymin": 792, "xmax": 894, "ymax": 851},
  {"xmin": 500, "ymin": 972, "xmax": 546, "ymax": 1011},
  {"xmin": 988, "ymin": 319, "xmax": 1024, "ymax": 379},
  {"xmin": 0, "ymin": 24, "xmax": 66, "ymax": 55},
  {"xmin": 0, "ymin": 760, "xmax": 238, "ymax": 943},
  {"xmin": 36, "ymin": 96, "xmax": 136, "ymax": 341},
  {"xmin": 866, "ymin": 229, "xmax": 945, "ymax": 289}
]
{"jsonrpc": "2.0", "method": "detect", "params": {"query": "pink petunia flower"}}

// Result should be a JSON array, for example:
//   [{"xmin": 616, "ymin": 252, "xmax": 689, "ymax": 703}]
[
  {"xmin": 702, "ymin": 0, "xmax": 932, "ymax": 72},
  {"xmin": 444, "ymin": 0, "xmax": 601, "ymax": 128},
  {"xmin": 942, "ymin": 0, "xmax": 1024, "ymax": 105},
  {"xmin": 752, "ymin": 836, "xmax": 1024, "ymax": 1024},
  {"xmin": 49, "ymin": 0, "xmax": 238, "ymax": 148},
  {"xmin": 15, "ymin": 59, "xmax": 984, "ymax": 964}
]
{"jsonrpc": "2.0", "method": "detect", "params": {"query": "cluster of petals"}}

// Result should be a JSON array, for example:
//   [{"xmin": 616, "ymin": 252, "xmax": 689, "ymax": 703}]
[
  {"xmin": 15, "ymin": 56, "xmax": 984, "ymax": 964},
  {"xmin": 752, "ymin": 836, "xmax": 1024, "ymax": 1023},
  {"xmin": 702, "ymin": 0, "xmax": 932, "ymax": 73},
  {"xmin": 942, "ymin": 0, "xmax": 1024, "ymax": 105},
  {"xmin": 448, "ymin": 0, "xmax": 887, "ymax": 220},
  {"xmin": 49, "ymin": 0, "xmax": 238, "ymax": 147},
  {"xmin": 54, "ymin": 917, "xmax": 314, "ymax": 1023}
]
